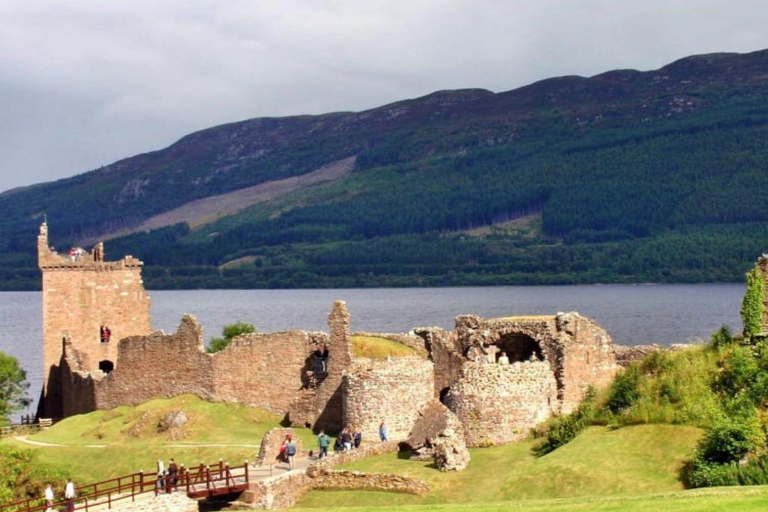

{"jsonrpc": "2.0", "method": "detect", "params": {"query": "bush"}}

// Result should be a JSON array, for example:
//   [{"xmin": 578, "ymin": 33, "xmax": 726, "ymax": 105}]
[
  {"xmin": 697, "ymin": 416, "xmax": 763, "ymax": 464},
  {"xmin": 533, "ymin": 387, "xmax": 597, "ymax": 456},
  {"xmin": 207, "ymin": 322, "xmax": 256, "ymax": 353},
  {"xmin": 684, "ymin": 454, "xmax": 768, "ymax": 488},
  {"xmin": 606, "ymin": 365, "xmax": 640, "ymax": 414},
  {"xmin": 709, "ymin": 325, "xmax": 734, "ymax": 350}
]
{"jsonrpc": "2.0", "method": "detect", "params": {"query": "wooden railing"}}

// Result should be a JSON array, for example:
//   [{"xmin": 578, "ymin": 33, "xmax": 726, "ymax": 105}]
[{"xmin": 0, "ymin": 461, "xmax": 251, "ymax": 512}]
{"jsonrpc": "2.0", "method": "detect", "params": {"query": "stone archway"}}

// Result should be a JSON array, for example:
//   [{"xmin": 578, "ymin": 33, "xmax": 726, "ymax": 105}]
[{"xmin": 493, "ymin": 333, "xmax": 544, "ymax": 363}]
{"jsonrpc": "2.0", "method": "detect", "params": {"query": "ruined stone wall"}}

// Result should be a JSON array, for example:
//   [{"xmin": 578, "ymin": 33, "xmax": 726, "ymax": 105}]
[
  {"xmin": 256, "ymin": 428, "xmax": 305, "ymax": 466},
  {"xmin": 415, "ymin": 327, "xmax": 465, "ymax": 400},
  {"xmin": 556, "ymin": 313, "xmax": 618, "ymax": 413},
  {"xmin": 212, "ymin": 331, "xmax": 325, "ymax": 413},
  {"xmin": 61, "ymin": 315, "xmax": 326, "ymax": 416},
  {"xmin": 445, "ymin": 360, "xmax": 557, "ymax": 447},
  {"xmin": 288, "ymin": 301, "xmax": 352, "ymax": 433},
  {"xmin": 37, "ymin": 223, "xmax": 151, "ymax": 417},
  {"xmin": 758, "ymin": 256, "xmax": 768, "ymax": 332},
  {"xmin": 343, "ymin": 357, "xmax": 434, "ymax": 441}
]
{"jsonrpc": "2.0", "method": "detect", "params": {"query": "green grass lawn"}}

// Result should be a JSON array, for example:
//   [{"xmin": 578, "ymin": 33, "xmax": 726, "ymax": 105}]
[
  {"xmin": 350, "ymin": 335, "xmax": 420, "ymax": 360},
  {"xmin": 295, "ymin": 486, "xmax": 768, "ymax": 512},
  {"xmin": 297, "ymin": 425, "xmax": 703, "ymax": 508},
  {"xmin": 0, "ymin": 395, "xmax": 315, "ymax": 483}
]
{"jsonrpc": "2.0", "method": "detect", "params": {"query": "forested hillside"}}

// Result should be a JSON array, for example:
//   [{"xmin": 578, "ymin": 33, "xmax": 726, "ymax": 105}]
[{"xmin": 1, "ymin": 49, "xmax": 768, "ymax": 289}]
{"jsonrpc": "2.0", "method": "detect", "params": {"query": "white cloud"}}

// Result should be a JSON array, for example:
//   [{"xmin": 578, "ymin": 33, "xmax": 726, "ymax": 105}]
[{"xmin": 0, "ymin": 0, "xmax": 766, "ymax": 191}]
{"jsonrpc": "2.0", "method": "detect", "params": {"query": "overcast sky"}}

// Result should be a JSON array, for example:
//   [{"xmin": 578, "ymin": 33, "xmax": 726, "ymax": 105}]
[{"xmin": 0, "ymin": 0, "xmax": 766, "ymax": 193}]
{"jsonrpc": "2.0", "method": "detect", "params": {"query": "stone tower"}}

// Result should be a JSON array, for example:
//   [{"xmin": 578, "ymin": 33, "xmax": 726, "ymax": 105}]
[{"xmin": 37, "ymin": 222, "xmax": 152, "ymax": 417}]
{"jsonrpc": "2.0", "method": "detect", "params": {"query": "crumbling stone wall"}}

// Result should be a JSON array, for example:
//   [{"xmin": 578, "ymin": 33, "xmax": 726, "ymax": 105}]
[
  {"xmin": 60, "ymin": 315, "xmax": 326, "ymax": 417},
  {"xmin": 455, "ymin": 312, "xmax": 617, "ymax": 414},
  {"xmin": 288, "ymin": 301, "xmax": 353, "ymax": 433},
  {"xmin": 37, "ymin": 223, "xmax": 152, "ymax": 418},
  {"xmin": 343, "ymin": 357, "xmax": 434, "ymax": 441},
  {"xmin": 757, "ymin": 256, "xmax": 768, "ymax": 332},
  {"xmin": 414, "ymin": 327, "xmax": 465, "ymax": 400},
  {"xmin": 445, "ymin": 360, "xmax": 557, "ymax": 447}
]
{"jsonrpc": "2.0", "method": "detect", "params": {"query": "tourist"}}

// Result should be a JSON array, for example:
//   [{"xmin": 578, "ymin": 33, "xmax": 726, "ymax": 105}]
[
  {"xmin": 498, "ymin": 351, "xmax": 510, "ymax": 365},
  {"xmin": 341, "ymin": 428, "xmax": 352, "ymax": 451},
  {"xmin": 44, "ymin": 483, "xmax": 54, "ymax": 511},
  {"xmin": 168, "ymin": 458, "xmax": 178, "ymax": 491},
  {"xmin": 333, "ymin": 436, "xmax": 343, "ymax": 453},
  {"xmin": 379, "ymin": 421, "xmax": 388, "ymax": 442},
  {"xmin": 317, "ymin": 430, "xmax": 330, "ymax": 459},
  {"xmin": 156, "ymin": 459, "xmax": 165, "ymax": 489},
  {"xmin": 353, "ymin": 429, "xmax": 362, "ymax": 449},
  {"xmin": 285, "ymin": 438, "xmax": 297, "ymax": 470},
  {"xmin": 64, "ymin": 478, "xmax": 75, "ymax": 512},
  {"xmin": 104, "ymin": 326, "xmax": 111, "ymax": 343},
  {"xmin": 312, "ymin": 344, "xmax": 324, "ymax": 373},
  {"xmin": 279, "ymin": 434, "xmax": 292, "ymax": 463},
  {"xmin": 321, "ymin": 344, "xmax": 329, "ymax": 372}
]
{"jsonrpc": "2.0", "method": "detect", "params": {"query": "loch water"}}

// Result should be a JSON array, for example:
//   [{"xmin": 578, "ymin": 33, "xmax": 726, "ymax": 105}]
[{"xmin": 0, "ymin": 284, "xmax": 745, "ymax": 416}]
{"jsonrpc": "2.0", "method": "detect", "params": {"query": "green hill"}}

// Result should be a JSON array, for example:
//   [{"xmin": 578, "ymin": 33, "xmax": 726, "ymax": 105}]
[{"xmin": 3, "ymin": 49, "xmax": 768, "ymax": 289}]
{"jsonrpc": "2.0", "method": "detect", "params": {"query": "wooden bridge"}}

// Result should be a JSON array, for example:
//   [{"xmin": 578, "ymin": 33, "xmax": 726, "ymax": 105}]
[{"xmin": 0, "ymin": 460, "xmax": 269, "ymax": 512}]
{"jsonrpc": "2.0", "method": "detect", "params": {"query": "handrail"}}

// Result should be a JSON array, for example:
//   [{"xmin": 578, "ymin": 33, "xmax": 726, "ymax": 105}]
[{"xmin": 0, "ymin": 461, "xmax": 251, "ymax": 512}]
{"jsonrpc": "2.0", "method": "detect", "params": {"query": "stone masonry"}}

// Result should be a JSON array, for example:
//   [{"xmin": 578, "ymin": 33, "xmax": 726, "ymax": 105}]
[
  {"xmin": 343, "ymin": 357, "xmax": 434, "ymax": 441},
  {"xmin": 37, "ymin": 222, "xmax": 151, "ymax": 418},
  {"xmin": 39, "ymin": 222, "xmax": 619, "ymax": 452}
]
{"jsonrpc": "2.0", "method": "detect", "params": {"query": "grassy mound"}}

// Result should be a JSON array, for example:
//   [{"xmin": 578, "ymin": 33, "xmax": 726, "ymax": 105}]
[
  {"xmin": 0, "ymin": 395, "xmax": 314, "ymax": 482},
  {"xmin": 351, "ymin": 335, "xmax": 420, "ymax": 360},
  {"xmin": 297, "ymin": 425, "xmax": 702, "ymax": 508}
]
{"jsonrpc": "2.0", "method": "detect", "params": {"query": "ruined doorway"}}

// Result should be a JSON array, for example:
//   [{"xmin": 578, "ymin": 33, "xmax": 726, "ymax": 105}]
[
  {"xmin": 494, "ymin": 333, "xmax": 544, "ymax": 363},
  {"xmin": 98, "ymin": 360, "xmax": 114, "ymax": 374}
]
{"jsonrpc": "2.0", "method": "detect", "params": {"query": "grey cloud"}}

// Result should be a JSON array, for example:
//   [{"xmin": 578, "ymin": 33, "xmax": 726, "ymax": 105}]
[{"xmin": 1, "ymin": 0, "xmax": 766, "ymax": 191}]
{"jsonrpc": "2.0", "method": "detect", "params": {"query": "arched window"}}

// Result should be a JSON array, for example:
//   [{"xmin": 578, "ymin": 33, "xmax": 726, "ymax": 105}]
[{"xmin": 98, "ymin": 360, "xmax": 114, "ymax": 374}]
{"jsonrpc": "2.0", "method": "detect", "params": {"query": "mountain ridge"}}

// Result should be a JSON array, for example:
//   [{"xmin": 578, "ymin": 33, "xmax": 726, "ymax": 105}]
[{"xmin": 2, "ymin": 48, "xmax": 768, "ymax": 289}]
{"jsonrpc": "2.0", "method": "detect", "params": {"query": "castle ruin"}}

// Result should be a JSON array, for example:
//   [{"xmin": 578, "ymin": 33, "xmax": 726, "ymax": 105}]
[{"xmin": 39, "ymin": 223, "xmax": 619, "ymax": 447}]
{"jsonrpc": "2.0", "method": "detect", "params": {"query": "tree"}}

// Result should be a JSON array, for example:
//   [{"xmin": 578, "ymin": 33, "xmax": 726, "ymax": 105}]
[
  {"xmin": 0, "ymin": 352, "xmax": 30, "ymax": 425},
  {"xmin": 741, "ymin": 264, "xmax": 765, "ymax": 340},
  {"xmin": 207, "ymin": 322, "xmax": 256, "ymax": 353}
]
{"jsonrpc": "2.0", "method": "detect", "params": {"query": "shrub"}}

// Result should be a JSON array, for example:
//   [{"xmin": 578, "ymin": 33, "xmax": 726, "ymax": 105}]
[
  {"xmin": 684, "ymin": 454, "xmax": 768, "ymax": 488},
  {"xmin": 697, "ymin": 416, "xmax": 763, "ymax": 464},
  {"xmin": 606, "ymin": 365, "xmax": 640, "ymax": 414},
  {"xmin": 207, "ymin": 322, "xmax": 256, "ymax": 353},
  {"xmin": 533, "ymin": 387, "xmax": 597, "ymax": 456},
  {"xmin": 709, "ymin": 325, "xmax": 734, "ymax": 350}
]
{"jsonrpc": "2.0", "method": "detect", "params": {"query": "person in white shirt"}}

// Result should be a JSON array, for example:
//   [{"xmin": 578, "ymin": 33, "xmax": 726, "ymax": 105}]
[
  {"xmin": 498, "ymin": 351, "xmax": 510, "ymax": 365},
  {"xmin": 44, "ymin": 483, "xmax": 54, "ymax": 510},
  {"xmin": 64, "ymin": 479, "xmax": 75, "ymax": 512}
]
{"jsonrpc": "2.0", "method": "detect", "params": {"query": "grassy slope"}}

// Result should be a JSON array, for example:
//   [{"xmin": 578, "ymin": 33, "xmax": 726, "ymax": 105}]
[
  {"xmin": 294, "ymin": 487, "xmax": 768, "ymax": 512},
  {"xmin": 0, "ymin": 395, "xmax": 315, "ymax": 482},
  {"xmin": 350, "ymin": 335, "xmax": 420, "ymax": 360},
  {"xmin": 297, "ymin": 425, "xmax": 702, "ymax": 508}
]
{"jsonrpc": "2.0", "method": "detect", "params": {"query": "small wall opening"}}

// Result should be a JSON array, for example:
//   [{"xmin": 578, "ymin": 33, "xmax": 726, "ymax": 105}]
[
  {"xmin": 494, "ymin": 333, "xmax": 544, "ymax": 363},
  {"xmin": 439, "ymin": 387, "xmax": 450, "ymax": 405},
  {"xmin": 98, "ymin": 360, "xmax": 114, "ymax": 374}
]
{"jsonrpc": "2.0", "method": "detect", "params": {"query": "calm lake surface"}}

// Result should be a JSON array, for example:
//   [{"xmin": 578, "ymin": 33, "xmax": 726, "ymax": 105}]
[{"xmin": 0, "ymin": 284, "xmax": 745, "ymax": 416}]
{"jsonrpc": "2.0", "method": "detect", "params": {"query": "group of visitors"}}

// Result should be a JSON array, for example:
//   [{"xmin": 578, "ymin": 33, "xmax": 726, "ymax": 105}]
[
  {"xmin": 156, "ymin": 458, "xmax": 181, "ymax": 493},
  {"xmin": 333, "ymin": 427, "xmax": 362, "ymax": 452},
  {"xmin": 99, "ymin": 325, "xmax": 112, "ymax": 343},
  {"xmin": 43, "ymin": 478, "xmax": 76, "ymax": 512},
  {"xmin": 68, "ymin": 247, "xmax": 85, "ymax": 262},
  {"xmin": 467, "ymin": 343, "xmax": 513, "ymax": 365},
  {"xmin": 311, "ymin": 343, "xmax": 330, "ymax": 373}
]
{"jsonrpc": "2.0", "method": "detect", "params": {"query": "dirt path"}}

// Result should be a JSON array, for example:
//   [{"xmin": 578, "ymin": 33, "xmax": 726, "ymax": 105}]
[{"xmin": 13, "ymin": 436, "xmax": 258, "ymax": 449}]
